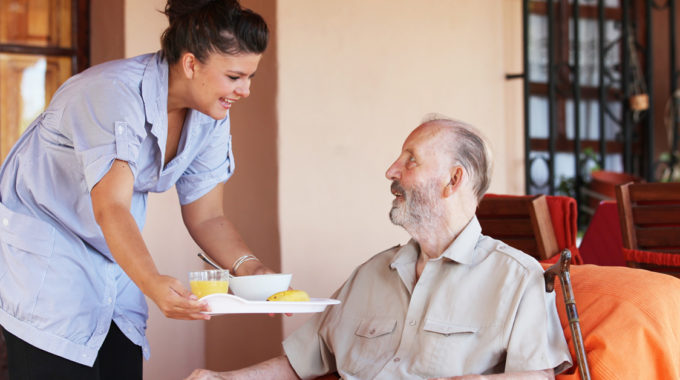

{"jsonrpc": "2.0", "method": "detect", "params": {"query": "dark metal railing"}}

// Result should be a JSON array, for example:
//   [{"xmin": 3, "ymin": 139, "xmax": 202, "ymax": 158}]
[
  {"xmin": 573, "ymin": 0, "xmax": 583, "ymax": 213},
  {"xmin": 547, "ymin": 0, "xmax": 557, "ymax": 196},
  {"xmin": 516, "ymin": 0, "xmax": 680, "ymax": 227}
]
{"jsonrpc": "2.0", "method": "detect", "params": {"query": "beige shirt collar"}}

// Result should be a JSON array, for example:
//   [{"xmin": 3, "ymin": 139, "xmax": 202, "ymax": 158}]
[{"xmin": 390, "ymin": 215, "xmax": 485, "ymax": 268}]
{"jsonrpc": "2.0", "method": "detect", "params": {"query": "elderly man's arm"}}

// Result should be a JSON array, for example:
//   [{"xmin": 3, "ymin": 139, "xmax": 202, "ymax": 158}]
[
  {"xmin": 430, "ymin": 368, "xmax": 554, "ymax": 380},
  {"xmin": 185, "ymin": 355, "xmax": 301, "ymax": 380}
]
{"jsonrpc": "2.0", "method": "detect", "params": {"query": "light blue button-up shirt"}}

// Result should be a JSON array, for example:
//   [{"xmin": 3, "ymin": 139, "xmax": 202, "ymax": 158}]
[{"xmin": 0, "ymin": 52, "xmax": 235, "ymax": 366}]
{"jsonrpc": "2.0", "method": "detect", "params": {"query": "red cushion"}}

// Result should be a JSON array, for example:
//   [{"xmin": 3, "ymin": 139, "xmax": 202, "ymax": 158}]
[{"xmin": 484, "ymin": 194, "xmax": 583, "ymax": 264}]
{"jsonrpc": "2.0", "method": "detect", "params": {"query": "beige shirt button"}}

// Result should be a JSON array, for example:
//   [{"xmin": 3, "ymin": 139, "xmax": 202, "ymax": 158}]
[
  {"xmin": 409, "ymin": 320, "xmax": 416, "ymax": 326},
  {"xmin": 369, "ymin": 328, "xmax": 376, "ymax": 335},
  {"xmin": 393, "ymin": 357, "xmax": 400, "ymax": 363}
]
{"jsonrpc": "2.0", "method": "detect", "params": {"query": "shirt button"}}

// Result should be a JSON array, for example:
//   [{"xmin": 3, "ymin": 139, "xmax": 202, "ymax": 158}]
[
  {"xmin": 116, "ymin": 126, "xmax": 124, "ymax": 135},
  {"xmin": 107, "ymin": 297, "xmax": 113, "ymax": 304},
  {"xmin": 2, "ymin": 218, "xmax": 8, "ymax": 226},
  {"xmin": 393, "ymin": 357, "xmax": 401, "ymax": 363},
  {"xmin": 409, "ymin": 320, "xmax": 416, "ymax": 326},
  {"xmin": 369, "ymin": 328, "xmax": 376, "ymax": 335}
]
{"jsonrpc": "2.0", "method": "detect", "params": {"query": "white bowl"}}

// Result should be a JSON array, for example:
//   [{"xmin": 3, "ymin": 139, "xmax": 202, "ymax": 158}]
[{"xmin": 229, "ymin": 273, "xmax": 292, "ymax": 301}]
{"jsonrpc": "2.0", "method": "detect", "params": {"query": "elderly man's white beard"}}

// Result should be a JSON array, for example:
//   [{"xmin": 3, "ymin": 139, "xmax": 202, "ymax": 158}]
[{"xmin": 389, "ymin": 179, "xmax": 445, "ymax": 231}]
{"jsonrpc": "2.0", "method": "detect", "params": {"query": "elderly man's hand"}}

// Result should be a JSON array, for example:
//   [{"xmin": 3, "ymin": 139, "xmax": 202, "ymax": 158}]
[{"xmin": 185, "ymin": 369, "xmax": 229, "ymax": 380}]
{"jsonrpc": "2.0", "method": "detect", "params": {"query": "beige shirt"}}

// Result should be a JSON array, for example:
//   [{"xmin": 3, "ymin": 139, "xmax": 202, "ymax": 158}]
[{"xmin": 283, "ymin": 217, "xmax": 572, "ymax": 380}]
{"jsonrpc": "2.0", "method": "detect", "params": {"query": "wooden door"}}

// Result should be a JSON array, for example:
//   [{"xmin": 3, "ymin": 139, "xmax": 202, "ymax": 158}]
[{"xmin": 0, "ymin": 0, "xmax": 88, "ymax": 162}]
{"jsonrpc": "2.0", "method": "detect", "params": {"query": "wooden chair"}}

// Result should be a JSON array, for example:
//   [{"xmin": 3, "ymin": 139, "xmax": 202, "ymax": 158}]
[
  {"xmin": 581, "ymin": 170, "xmax": 643, "ymax": 216},
  {"xmin": 615, "ymin": 182, "xmax": 680, "ymax": 276},
  {"xmin": 477, "ymin": 195, "xmax": 590, "ymax": 378},
  {"xmin": 477, "ymin": 194, "xmax": 559, "ymax": 261}
]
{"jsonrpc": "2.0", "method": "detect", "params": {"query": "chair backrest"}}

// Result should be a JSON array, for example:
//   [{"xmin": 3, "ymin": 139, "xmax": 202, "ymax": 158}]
[
  {"xmin": 616, "ymin": 182, "xmax": 680, "ymax": 271},
  {"xmin": 477, "ymin": 194, "xmax": 559, "ymax": 261},
  {"xmin": 583, "ymin": 170, "xmax": 643, "ymax": 215}
]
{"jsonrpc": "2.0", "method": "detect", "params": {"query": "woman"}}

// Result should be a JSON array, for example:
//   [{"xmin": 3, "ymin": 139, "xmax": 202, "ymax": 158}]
[{"xmin": 0, "ymin": 0, "xmax": 273, "ymax": 378}]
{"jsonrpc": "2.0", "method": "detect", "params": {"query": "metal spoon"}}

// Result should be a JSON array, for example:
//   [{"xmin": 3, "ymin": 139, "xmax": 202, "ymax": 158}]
[{"xmin": 197, "ymin": 252, "xmax": 229, "ymax": 274}]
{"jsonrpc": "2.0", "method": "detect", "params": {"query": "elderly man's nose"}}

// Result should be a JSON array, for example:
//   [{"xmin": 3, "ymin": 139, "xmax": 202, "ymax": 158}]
[{"xmin": 385, "ymin": 161, "xmax": 400, "ymax": 180}]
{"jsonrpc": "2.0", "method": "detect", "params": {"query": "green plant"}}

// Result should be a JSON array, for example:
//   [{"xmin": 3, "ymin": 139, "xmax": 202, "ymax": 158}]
[
  {"xmin": 657, "ymin": 151, "xmax": 680, "ymax": 182},
  {"xmin": 555, "ymin": 147, "xmax": 602, "ymax": 198}
]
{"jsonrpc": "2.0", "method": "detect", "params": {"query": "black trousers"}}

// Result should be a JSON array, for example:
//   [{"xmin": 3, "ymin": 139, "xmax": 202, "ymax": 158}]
[{"xmin": 2, "ymin": 322, "xmax": 142, "ymax": 380}]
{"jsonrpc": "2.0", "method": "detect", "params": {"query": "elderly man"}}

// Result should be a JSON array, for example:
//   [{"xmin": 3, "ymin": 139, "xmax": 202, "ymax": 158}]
[{"xmin": 187, "ymin": 116, "xmax": 572, "ymax": 380}]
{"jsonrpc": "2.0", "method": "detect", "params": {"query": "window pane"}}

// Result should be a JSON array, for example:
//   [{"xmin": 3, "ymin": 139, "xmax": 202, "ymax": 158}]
[
  {"xmin": 529, "ymin": 96, "xmax": 549, "ymax": 138},
  {"xmin": 568, "ymin": 18, "xmax": 621, "ymax": 89},
  {"xmin": 0, "ymin": 0, "xmax": 72, "ymax": 48},
  {"xmin": 528, "ymin": 14, "xmax": 549, "ymax": 83},
  {"xmin": 565, "ymin": 99, "xmax": 622, "ymax": 140},
  {"xmin": 528, "ymin": 151, "xmax": 550, "ymax": 195},
  {"xmin": 0, "ymin": 53, "xmax": 71, "ymax": 161}
]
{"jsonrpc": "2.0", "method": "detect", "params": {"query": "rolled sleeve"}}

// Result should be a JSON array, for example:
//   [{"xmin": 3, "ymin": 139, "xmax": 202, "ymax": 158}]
[
  {"xmin": 505, "ymin": 270, "xmax": 572, "ymax": 373},
  {"xmin": 283, "ymin": 313, "xmax": 336, "ymax": 380},
  {"xmin": 62, "ymin": 80, "xmax": 146, "ymax": 191},
  {"xmin": 176, "ymin": 120, "xmax": 234, "ymax": 205}
]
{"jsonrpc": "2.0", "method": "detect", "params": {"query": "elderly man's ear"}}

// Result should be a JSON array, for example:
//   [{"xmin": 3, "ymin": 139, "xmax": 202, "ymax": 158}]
[{"xmin": 443, "ymin": 166, "xmax": 464, "ymax": 198}]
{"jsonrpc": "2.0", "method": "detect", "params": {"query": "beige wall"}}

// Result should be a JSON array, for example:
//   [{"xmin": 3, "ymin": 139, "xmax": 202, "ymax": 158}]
[
  {"xmin": 206, "ymin": 0, "xmax": 283, "ymax": 372},
  {"xmin": 94, "ymin": 0, "xmax": 524, "ymax": 378},
  {"xmin": 277, "ymin": 0, "xmax": 524, "ymax": 336},
  {"xmin": 503, "ymin": 0, "xmax": 525, "ymax": 195},
  {"xmin": 90, "ymin": 0, "xmax": 124, "ymax": 64}
]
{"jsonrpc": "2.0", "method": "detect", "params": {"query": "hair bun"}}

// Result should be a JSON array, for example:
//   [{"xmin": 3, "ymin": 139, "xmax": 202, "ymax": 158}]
[
  {"xmin": 160, "ymin": 0, "xmax": 268, "ymax": 64},
  {"xmin": 164, "ymin": 0, "xmax": 241, "ymax": 24}
]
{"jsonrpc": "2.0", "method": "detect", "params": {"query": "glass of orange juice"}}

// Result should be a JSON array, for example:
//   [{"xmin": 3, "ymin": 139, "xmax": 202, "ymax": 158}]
[{"xmin": 189, "ymin": 270, "xmax": 230, "ymax": 298}]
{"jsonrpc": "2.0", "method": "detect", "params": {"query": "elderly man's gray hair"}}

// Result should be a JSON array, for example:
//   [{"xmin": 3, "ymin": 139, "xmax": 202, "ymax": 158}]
[{"xmin": 420, "ymin": 113, "xmax": 493, "ymax": 202}]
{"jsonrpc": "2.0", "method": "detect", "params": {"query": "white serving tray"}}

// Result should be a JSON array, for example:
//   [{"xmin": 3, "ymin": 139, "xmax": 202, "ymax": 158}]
[{"xmin": 201, "ymin": 293, "xmax": 340, "ymax": 315}]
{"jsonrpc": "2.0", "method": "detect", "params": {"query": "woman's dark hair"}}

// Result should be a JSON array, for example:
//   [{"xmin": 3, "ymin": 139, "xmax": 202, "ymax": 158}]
[{"xmin": 161, "ymin": 0, "xmax": 269, "ymax": 64}]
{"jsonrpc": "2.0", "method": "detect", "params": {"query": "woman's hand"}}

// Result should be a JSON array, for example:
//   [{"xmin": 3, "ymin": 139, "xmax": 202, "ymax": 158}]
[
  {"xmin": 144, "ymin": 274, "xmax": 211, "ymax": 320},
  {"xmin": 238, "ymin": 257, "xmax": 275, "ymax": 276}
]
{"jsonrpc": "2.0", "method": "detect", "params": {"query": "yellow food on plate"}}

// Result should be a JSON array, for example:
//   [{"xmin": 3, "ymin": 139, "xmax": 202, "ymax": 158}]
[
  {"xmin": 267, "ymin": 289, "xmax": 310, "ymax": 302},
  {"xmin": 190, "ymin": 280, "xmax": 229, "ymax": 298}
]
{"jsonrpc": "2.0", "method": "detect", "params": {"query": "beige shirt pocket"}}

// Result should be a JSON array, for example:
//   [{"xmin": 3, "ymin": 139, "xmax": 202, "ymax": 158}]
[
  {"xmin": 411, "ymin": 318, "xmax": 501, "ymax": 377},
  {"xmin": 343, "ymin": 317, "xmax": 398, "ymax": 377}
]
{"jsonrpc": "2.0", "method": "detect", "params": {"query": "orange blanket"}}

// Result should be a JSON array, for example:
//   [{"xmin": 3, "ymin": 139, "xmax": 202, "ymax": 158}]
[{"xmin": 548, "ymin": 264, "xmax": 680, "ymax": 379}]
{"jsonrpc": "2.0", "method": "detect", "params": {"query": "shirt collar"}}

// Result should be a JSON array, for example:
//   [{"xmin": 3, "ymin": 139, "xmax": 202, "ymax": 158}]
[
  {"xmin": 389, "ymin": 216, "xmax": 484, "ymax": 268},
  {"xmin": 141, "ymin": 52, "xmax": 168, "ymax": 128},
  {"xmin": 440, "ymin": 216, "xmax": 483, "ymax": 265}
]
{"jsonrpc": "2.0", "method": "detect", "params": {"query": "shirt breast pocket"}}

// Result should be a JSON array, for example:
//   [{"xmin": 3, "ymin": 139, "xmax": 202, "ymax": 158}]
[
  {"xmin": 411, "ymin": 318, "xmax": 493, "ymax": 377},
  {"xmin": 344, "ymin": 317, "xmax": 398, "ymax": 376},
  {"xmin": 0, "ymin": 201, "xmax": 56, "ymax": 315}
]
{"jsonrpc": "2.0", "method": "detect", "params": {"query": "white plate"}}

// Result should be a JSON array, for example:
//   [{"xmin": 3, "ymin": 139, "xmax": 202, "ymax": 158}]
[{"xmin": 201, "ymin": 293, "xmax": 341, "ymax": 315}]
